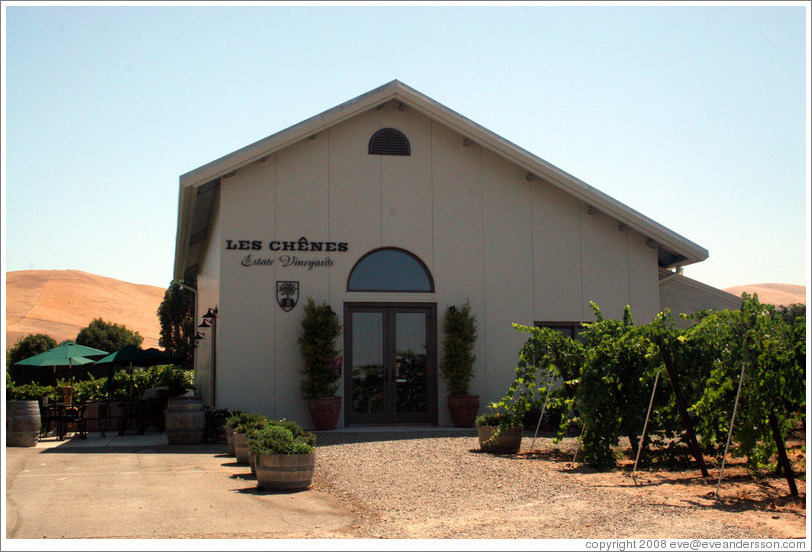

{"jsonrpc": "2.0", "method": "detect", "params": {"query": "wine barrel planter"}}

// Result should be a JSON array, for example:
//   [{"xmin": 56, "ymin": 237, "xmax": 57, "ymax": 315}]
[
  {"xmin": 255, "ymin": 452, "xmax": 315, "ymax": 491},
  {"xmin": 225, "ymin": 425, "xmax": 236, "ymax": 456},
  {"xmin": 165, "ymin": 396, "xmax": 205, "ymax": 444},
  {"xmin": 6, "ymin": 400, "xmax": 42, "ymax": 447},
  {"xmin": 477, "ymin": 425, "xmax": 523, "ymax": 454},
  {"xmin": 249, "ymin": 451, "xmax": 257, "ymax": 476},
  {"xmin": 233, "ymin": 432, "xmax": 251, "ymax": 464}
]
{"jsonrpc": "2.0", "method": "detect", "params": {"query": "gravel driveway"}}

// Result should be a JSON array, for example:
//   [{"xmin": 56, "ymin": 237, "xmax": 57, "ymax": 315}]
[{"xmin": 312, "ymin": 429, "xmax": 805, "ymax": 540}]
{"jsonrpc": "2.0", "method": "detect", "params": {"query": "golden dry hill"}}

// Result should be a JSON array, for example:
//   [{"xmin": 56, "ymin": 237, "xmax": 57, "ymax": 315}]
[
  {"xmin": 723, "ymin": 283, "xmax": 806, "ymax": 307},
  {"xmin": 5, "ymin": 270, "xmax": 166, "ymax": 351}
]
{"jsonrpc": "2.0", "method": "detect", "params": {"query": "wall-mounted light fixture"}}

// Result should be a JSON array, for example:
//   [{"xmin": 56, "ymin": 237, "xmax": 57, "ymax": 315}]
[{"xmin": 198, "ymin": 319, "xmax": 211, "ymax": 328}]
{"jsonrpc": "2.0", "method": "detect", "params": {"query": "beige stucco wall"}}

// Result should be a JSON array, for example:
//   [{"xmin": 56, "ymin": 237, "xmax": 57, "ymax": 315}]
[
  {"xmin": 200, "ymin": 101, "xmax": 663, "ymax": 426},
  {"xmin": 659, "ymin": 272, "xmax": 741, "ymax": 328}
]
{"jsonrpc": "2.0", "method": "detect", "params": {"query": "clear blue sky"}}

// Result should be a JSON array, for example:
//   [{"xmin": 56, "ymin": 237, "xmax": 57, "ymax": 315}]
[{"xmin": 2, "ymin": 2, "xmax": 809, "ymax": 292}]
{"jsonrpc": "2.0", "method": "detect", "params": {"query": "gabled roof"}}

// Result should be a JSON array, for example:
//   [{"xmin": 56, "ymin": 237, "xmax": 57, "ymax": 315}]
[{"xmin": 174, "ymin": 80, "xmax": 708, "ymax": 281}]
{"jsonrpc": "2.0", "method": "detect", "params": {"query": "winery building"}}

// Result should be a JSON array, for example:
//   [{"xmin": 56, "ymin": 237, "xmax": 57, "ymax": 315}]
[{"xmin": 173, "ymin": 80, "xmax": 739, "ymax": 428}]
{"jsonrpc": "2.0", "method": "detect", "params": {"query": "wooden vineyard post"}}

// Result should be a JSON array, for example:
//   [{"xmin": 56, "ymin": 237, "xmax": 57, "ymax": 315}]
[
  {"xmin": 658, "ymin": 342, "xmax": 710, "ymax": 478},
  {"xmin": 768, "ymin": 410, "xmax": 798, "ymax": 496}
]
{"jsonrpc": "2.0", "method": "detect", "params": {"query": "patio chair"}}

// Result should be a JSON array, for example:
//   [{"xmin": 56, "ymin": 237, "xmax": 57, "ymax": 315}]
[
  {"xmin": 54, "ymin": 403, "xmax": 87, "ymax": 440},
  {"xmin": 38, "ymin": 396, "xmax": 53, "ymax": 438}
]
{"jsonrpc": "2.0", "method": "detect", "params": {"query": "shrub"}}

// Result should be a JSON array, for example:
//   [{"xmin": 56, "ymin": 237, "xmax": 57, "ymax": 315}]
[
  {"xmin": 234, "ymin": 413, "xmax": 269, "ymax": 435},
  {"xmin": 108, "ymin": 364, "xmax": 194, "ymax": 400},
  {"xmin": 151, "ymin": 364, "xmax": 195, "ymax": 396},
  {"xmin": 6, "ymin": 381, "xmax": 58, "ymax": 403},
  {"xmin": 225, "ymin": 411, "xmax": 248, "ymax": 429},
  {"xmin": 474, "ymin": 408, "xmax": 521, "ymax": 429},
  {"xmin": 71, "ymin": 376, "xmax": 109, "ymax": 403},
  {"xmin": 249, "ymin": 424, "xmax": 315, "ymax": 455},
  {"xmin": 205, "ymin": 408, "xmax": 231, "ymax": 431}
]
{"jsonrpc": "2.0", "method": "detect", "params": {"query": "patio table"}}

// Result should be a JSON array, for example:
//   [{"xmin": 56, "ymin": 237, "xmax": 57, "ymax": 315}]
[
  {"xmin": 118, "ymin": 399, "xmax": 149, "ymax": 435},
  {"xmin": 44, "ymin": 403, "xmax": 87, "ymax": 440}
]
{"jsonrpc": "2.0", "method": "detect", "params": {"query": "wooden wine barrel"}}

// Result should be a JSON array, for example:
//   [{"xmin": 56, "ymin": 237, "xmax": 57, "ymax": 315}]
[
  {"xmin": 255, "ymin": 452, "xmax": 315, "ymax": 491},
  {"xmin": 6, "ymin": 400, "xmax": 42, "ymax": 447},
  {"xmin": 225, "ymin": 425, "xmax": 236, "ymax": 456},
  {"xmin": 477, "ymin": 425, "xmax": 523, "ymax": 454},
  {"xmin": 233, "ymin": 432, "xmax": 251, "ymax": 464},
  {"xmin": 164, "ymin": 396, "xmax": 205, "ymax": 444}
]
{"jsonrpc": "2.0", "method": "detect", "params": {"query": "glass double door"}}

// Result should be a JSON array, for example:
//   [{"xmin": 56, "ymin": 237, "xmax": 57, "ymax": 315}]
[{"xmin": 344, "ymin": 303, "xmax": 437, "ymax": 425}]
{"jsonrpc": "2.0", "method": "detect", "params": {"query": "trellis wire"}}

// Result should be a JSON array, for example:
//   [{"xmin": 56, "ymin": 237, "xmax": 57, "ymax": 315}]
[
  {"xmin": 528, "ymin": 373, "xmax": 554, "ymax": 453},
  {"xmin": 716, "ymin": 354, "xmax": 748, "ymax": 497},
  {"xmin": 632, "ymin": 369, "xmax": 661, "ymax": 484},
  {"xmin": 571, "ymin": 421, "xmax": 586, "ymax": 465}
]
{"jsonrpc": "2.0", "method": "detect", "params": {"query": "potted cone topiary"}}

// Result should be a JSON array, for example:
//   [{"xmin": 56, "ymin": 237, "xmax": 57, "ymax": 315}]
[
  {"xmin": 440, "ymin": 302, "xmax": 480, "ymax": 427},
  {"xmin": 298, "ymin": 298, "xmax": 343, "ymax": 430},
  {"xmin": 249, "ymin": 420, "xmax": 317, "ymax": 491}
]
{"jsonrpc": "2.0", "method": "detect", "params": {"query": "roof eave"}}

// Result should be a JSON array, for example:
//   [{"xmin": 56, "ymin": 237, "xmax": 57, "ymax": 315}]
[{"xmin": 173, "ymin": 80, "xmax": 709, "ymax": 275}]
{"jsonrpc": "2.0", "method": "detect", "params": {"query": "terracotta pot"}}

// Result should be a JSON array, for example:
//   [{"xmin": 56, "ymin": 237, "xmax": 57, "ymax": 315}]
[
  {"xmin": 308, "ymin": 397, "xmax": 341, "ymax": 431},
  {"xmin": 447, "ymin": 395, "xmax": 480, "ymax": 427},
  {"xmin": 477, "ymin": 425, "xmax": 523, "ymax": 454}
]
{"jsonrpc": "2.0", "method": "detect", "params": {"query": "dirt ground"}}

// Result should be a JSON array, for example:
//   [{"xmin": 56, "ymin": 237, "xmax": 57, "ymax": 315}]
[
  {"xmin": 513, "ymin": 436, "xmax": 807, "ymax": 540},
  {"xmin": 313, "ymin": 430, "xmax": 807, "ymax": 540},
  {"xmin": 532, "ymin": 449, "xmax": 807, "ymax": 540}
]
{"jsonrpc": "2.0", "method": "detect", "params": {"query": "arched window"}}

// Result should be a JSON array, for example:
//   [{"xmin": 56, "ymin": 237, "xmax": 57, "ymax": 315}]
[
  {"xmin": 347, "ymin": 248, "xmax": 434, "ymax": 292},
  {"xmin": 368, "ymin": 128, "xmax": 411, "ymax": 156}
]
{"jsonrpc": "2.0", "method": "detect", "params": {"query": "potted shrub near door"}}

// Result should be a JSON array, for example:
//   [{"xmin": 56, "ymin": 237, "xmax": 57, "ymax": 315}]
[
  {"xmin": 299, "ymin": 298, "xmax": 343, "ymax": 430},
  {"xmin": 440, "ymin": 302, "xmax": 480, "ymax": 427}
]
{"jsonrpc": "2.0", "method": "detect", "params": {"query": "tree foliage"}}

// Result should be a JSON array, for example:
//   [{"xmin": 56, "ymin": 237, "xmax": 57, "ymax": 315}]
[
  {"xmin": 6, "ymin": 334, "xmax": 59, "ymax": 384},
  {"xmin": 157, "ymin": 280, "xmax": 196, "ymax": 367},
  {"xmin": 76, "ymin": 317, "xmax": 143, "ymax": 353},
  {"xmin": 7, "ymin": 333, "xmax": 59, "ymax": 367}
]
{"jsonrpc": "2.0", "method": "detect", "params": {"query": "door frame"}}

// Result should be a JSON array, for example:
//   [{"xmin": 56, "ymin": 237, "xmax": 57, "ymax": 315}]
[{"xmin": 343, "ymin": 302, "xmax": 438, "ymax": 426}]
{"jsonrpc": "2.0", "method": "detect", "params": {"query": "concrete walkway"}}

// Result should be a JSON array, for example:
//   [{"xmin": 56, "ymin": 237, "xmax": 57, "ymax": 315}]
[{"xmin": 4, "ymin": 431, "xmax": 357, "ymax": 542}]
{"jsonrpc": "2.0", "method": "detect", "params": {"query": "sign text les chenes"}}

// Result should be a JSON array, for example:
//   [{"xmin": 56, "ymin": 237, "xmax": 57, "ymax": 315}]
[{"xmin": 225, "ymin": 237, "xmax": 349, "ymax": 252}]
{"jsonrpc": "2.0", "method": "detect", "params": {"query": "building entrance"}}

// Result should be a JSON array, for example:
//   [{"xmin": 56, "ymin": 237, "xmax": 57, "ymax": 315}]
[{"xmin": 344, "ymin": 303, "xmax": 437, "ymax": 425}]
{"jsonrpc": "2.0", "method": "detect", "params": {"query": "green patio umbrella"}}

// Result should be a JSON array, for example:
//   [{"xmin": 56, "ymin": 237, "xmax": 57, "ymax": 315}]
[
  {"xmin": 94, "ymin": 345, "xmax": 181, "ymax": 368},
  {"xmin": 14, "ymin": 341, "xmax": 109, "ymax": 385},
  {"xmin": 94, "ymin": 345, "xmax": 182, "ymax": 397}
]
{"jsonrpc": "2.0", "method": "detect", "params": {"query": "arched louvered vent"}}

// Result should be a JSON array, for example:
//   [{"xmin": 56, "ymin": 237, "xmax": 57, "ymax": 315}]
[{"xmin": 368, "ymin": 128, "xmax": 411, "ymax": 156}]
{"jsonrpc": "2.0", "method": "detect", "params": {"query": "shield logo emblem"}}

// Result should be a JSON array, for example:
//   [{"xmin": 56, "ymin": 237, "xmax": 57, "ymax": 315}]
[{"xmin": 276, "ymin": 281, "xmax": 300, "ymax": 312}]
